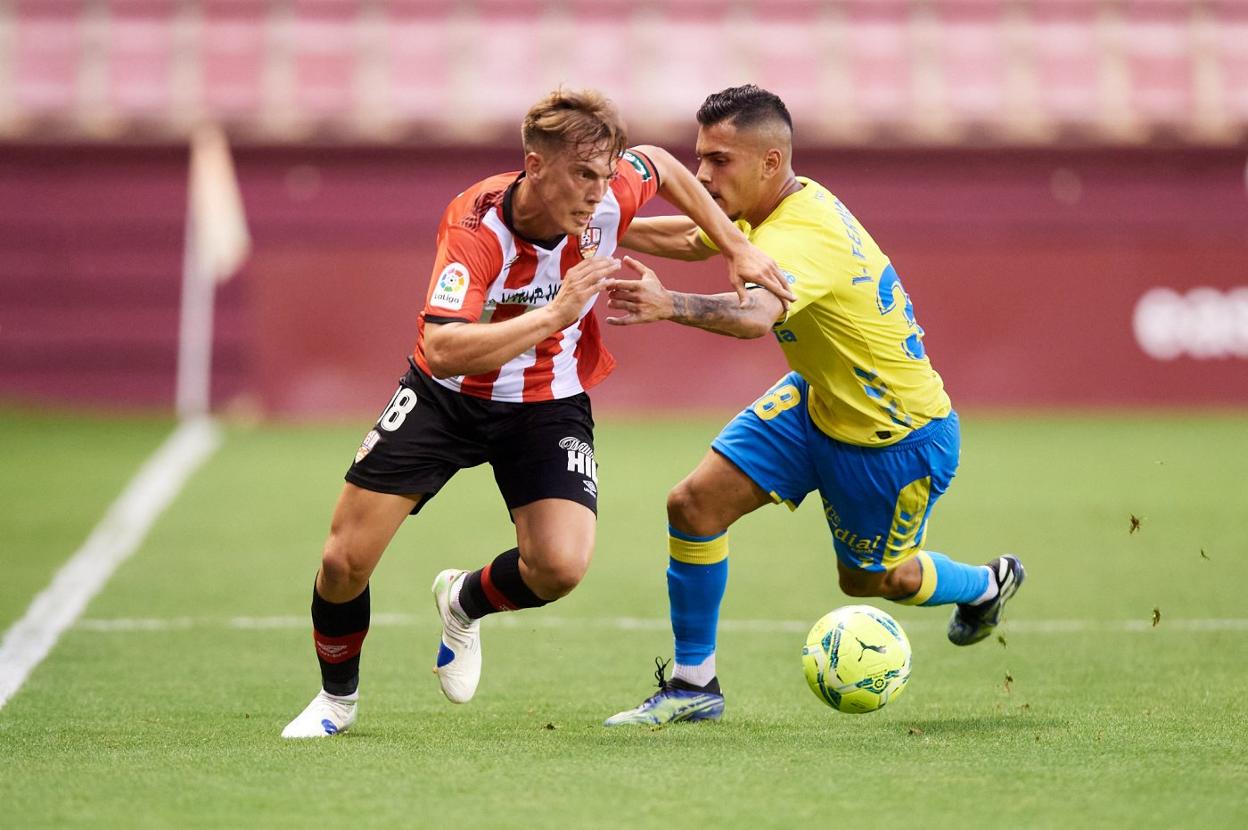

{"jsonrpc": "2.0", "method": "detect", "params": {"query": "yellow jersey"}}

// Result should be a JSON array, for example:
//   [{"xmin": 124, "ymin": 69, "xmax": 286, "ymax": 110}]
[{"xmin": 706, "ymin": 177, "xmax": 951, "ymax": 447}]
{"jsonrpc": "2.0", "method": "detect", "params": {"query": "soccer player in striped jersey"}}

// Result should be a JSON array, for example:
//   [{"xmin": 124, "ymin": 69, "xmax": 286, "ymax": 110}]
[
  {"xmin": 282, "ymin": 88, "xmax": 795, "ymax": 738},
  {"xmin": 602, "ymin": 85, "xmax": 1025, "ymax": 726}
]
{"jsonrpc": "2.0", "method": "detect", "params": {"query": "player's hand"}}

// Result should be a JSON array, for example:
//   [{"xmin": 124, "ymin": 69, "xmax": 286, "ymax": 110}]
[
  {"xmin": 548, "ymin": 256, "xmax": 620, "ymax": 328},
  {"xmin": 724, "ymin": 242, "xmax": 794, "ymax": 309},
  {"xmin": 604, "ymin": 256, "xmax": 674, "ymax": 326}
]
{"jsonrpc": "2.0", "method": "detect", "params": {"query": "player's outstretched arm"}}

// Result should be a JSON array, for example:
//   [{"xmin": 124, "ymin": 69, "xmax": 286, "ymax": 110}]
[
  {"xmin": 633, "ymin": 144, "xmax": 794, "ymax": 308},
  {"xmin": 620, "ymin": 216, "xmax": 714, "ymax": 261},
  {"xmin": 424, "ymin": 257, "xmax": 620, "ymax": 378},
  {"xmin": 605, "ymin": 256, "xmax": 783, "ymax": 340}
]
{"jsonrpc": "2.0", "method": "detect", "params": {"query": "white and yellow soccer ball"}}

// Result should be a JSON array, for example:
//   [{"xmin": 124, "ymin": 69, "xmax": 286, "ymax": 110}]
[{"xmin": 801, "ymin": 605, "xmax": 912, "ymax": 714}]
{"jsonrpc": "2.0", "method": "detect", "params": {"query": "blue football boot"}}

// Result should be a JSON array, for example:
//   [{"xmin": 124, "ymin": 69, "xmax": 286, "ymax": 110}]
[{"xmin": 604, "ymin": 658, "xmax": 724, "ymax": 726}]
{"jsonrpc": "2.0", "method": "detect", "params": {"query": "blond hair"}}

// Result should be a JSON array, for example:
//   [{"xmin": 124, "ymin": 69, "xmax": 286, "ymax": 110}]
[{"xmin": 521, "ymin": 88, "xmax": 628, "ymax": 160}]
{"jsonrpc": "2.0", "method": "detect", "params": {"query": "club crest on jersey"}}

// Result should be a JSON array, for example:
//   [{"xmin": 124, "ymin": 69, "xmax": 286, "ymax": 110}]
[
  {"xmin": 432, "ymin": 262, "xmax": 470, "ymax": 310},
  {"xmin": 355, "ymin": 429, "xmax": 380, "ymax": 463},
  {"xmin": 579, "ymin": 227, "xmax": 602, "ymax": 258}
]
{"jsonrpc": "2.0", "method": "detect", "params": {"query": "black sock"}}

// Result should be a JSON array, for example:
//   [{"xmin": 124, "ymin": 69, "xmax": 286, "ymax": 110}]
[
  {"xmin": 456, "ymin": 548, "xmax": 550, "ymax": 619},
  {"xmin": 670, "ymin": 676, "xmax": 722, "ymax": 694},
  {"xmin": 311, "ymin": 581, "xmax": 369, "ymax": 696}
]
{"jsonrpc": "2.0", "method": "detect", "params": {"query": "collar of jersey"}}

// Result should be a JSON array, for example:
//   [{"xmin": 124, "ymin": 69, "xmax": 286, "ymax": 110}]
[{"xmin": 756, "ymin": 175, "xmax": 815, "ymax": 230}]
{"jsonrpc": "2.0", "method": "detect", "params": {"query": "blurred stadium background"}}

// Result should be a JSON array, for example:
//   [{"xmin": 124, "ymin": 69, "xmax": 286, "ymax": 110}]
[
  {"xmin": 2, "ymin": 0, "xmax": 1247, "ymax": 418},
  {"xmin": 4, "ymin": 5, "xmax": 1248, "ymax": 827}
]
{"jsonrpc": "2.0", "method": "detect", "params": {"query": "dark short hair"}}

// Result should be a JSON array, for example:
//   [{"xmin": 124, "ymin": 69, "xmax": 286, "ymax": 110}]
[{"xmin": 696, "ymin": 85, "xmax": 792, "ymax": 133}]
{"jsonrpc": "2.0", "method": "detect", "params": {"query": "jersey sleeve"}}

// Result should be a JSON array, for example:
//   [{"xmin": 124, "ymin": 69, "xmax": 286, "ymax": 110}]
[
  {"xmin": 749, "ymin": 225, "xmax": 829, "ymax": 324},
  {"xmin": 422, "ymin": 224, "xmax": 502, "ymax": 324},
  {"xmin": 696, "ymin": 219, "xmax": 753, "ymax": 252},
  {"xmin": 611, "ymin": 149, "xmax": 661, "ymax": 232}
]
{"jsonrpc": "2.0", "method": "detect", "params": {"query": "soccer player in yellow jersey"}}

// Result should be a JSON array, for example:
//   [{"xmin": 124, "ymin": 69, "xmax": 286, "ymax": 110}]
[{"xmin": 603, "ymin": 85, "xmax": 1025, "ymax": 726}]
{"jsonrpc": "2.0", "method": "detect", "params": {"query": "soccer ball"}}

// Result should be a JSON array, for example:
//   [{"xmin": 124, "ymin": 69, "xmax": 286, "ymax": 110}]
[{"xmin": 801, "ymin": 605, "xmax": 912, "ymax": 714}]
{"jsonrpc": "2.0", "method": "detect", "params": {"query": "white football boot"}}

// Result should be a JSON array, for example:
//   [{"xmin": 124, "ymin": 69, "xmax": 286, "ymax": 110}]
[
  {"xmin": 431, "ymin": 569, "xmax": 482, "ymax": 703},
  {"xmin": 280, "ymin": 689, "xmax": 358, "ymax": 738}
]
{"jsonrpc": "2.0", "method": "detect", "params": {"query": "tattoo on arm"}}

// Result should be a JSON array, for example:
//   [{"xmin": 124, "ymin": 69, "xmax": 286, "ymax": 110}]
[{"xmin": 668, "ymin": 291, "xmax": 774, "ymax": 338}]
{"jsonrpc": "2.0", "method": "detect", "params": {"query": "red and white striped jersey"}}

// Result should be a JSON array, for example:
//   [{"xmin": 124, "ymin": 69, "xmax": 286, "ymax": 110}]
[{"xmin": 412, "ymin": 149, "xmax": 659, "ymax": 403}]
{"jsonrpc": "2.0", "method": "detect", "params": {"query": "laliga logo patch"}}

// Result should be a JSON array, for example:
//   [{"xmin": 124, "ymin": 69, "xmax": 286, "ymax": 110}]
[
  {"xmin": 431, "ymin": 262, "xmax": 470, "ymax": 310},
  {"xmin": 579, "ymin": 227, "xmax": 602, "ymax": 258}
]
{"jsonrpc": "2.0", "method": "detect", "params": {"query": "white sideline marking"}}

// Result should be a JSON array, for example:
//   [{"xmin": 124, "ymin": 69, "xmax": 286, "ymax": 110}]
[
  {"xmin": 71, "ymin": 614, "xmax": 1248, "ymax": 635},
  {"xmin": 0, "ymin": 419, "xmax": 222, "ymax": 710}
]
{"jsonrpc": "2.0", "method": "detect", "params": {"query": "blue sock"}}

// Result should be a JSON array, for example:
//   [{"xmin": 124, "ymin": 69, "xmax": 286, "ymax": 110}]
[
  {"xmin": 897, "ymin": 550, "xmax": 990, "ymax": 607},
  {"xmin": 666, "ymin": 527, "xmax": 729, "ymax": 667}
]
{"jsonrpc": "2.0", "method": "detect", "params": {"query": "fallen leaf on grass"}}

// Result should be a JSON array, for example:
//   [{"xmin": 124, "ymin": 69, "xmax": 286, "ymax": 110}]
[
  {"xmin": 1200, "ymin": 548, "xmax": 1210, "ymax": 560},
  {"xmin": 1129, "ymin": 514, "xmax": 1143, "ymax": 534},
  {"xmin": 1003, "ymin": 672, "xmax": 1014, "ymax": 694},
  {"xmin": 1152, "ymin": 607, "xmax": 1162, "ymax": 627},
  {"xmin": 907, "ymin": 726, "xmax": 924, "ymax": 736},
  {"xmin": 997, "ymin": 634, "xmax": 1007, "ymax": 648}
]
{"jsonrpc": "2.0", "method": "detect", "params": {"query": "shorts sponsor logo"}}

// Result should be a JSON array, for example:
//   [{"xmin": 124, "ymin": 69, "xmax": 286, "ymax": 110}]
[
  {"xmin": 583, "ymin": 480, "xmax": 598, "ymax": 498},
  {"xmin": 579, "ymin": 227, "xmax": 602, "ymax": 258},
  {"xmin": 560, "ymin": 436, "xmax": 597, "ymax": 483},
  {"xmin": 821, "ymin": 496, "xmax": 881, "ymax": 554},
  {"xmin": 431, "ymin": 262, "xmax": 470, "ymax": 310},
  {"xmin": 354, "ymin": 429, "xmax": 381, "ymax": 463}
]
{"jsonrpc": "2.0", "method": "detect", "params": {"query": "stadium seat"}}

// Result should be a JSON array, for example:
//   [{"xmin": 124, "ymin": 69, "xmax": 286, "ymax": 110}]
[
  {"xmin": 10, "ymin": 0, "xmax": 81, "ymax": 115},
  {"xmin": 1212, "ymin": 0, "xmax": 1248, "ymax": 125},
  {"xmin": 745, "ymin": 2, "xmax": 828, "ymax": 134},
  {"xmin": 642, "ymin": 1, "xmax": 749, "ymax": 131},
  {"xmin": 453, "ymin": 0, "xmax": 551, "ymax": 136},
  {"xmin": 106, "ymin": 0, "xmax": 177, "ymax": 118},
  {"xmin": 934, "ymin": 1, "xmax": 1011, "ymax": 132},
  {"xmin": 385, "ymin": 0, "xmax": 456, "ymax": 130},
  {"xmin": 1121, "ymin": 0, "xmax": 1194, "ymax": 129},
  {"xmin": 200, "ymin": 0, "xmax": 269, "ymax": 120},
  {"xmin": 290, "ymin": 0, "xmax": 362, "ymax": 121},
  {"xmin": 557, "ymin": 0, "xmax": 638, "ymax": 118},
  {"xmin": 1028, "ymin": 1, "xmax": 1106, "ymax": 137},
  {"xmin": 841, "ymin": 0, "xmax": 914, "ymax": 134}
]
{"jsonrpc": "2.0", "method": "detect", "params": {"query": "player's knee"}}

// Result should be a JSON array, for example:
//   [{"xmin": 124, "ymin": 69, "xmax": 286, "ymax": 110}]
[
  {"xmin": 666, "ymin": 480, "xmax": 716, "ymax": 537},
  {"xmin": 319, "ymin": 537, "xmax": 372, "ymax": 592},
  {"xmin": 524, "ymin": 544, "xmax": 592, "ymax": 599},
  {"xmin": 528, "ymin": 558, "xmax": 587, "ymax": 599}
]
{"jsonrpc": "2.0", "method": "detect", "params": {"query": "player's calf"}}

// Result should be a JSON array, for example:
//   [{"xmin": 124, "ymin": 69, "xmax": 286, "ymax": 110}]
[
  {"xmin": 837, "ymin": 561, "xmax": 919, "ymax": 599},
  {"xmin": 885, "ymin": 551, "xmax": 996, "ymax": 608}
]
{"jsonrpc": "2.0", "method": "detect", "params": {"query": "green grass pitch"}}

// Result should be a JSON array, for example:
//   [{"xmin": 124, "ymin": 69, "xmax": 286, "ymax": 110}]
[{"xmin": 1, "ymin": 407, "xmax": 1246, "ymax": 828}]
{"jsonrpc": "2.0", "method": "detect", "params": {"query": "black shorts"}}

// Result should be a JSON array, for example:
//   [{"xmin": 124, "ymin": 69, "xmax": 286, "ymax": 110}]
[{"xmin": 345, "ymin": 361, "xmax": 598, "ymax": 516}]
